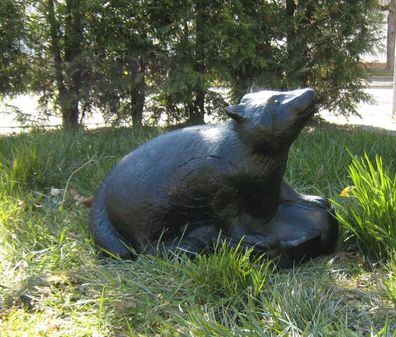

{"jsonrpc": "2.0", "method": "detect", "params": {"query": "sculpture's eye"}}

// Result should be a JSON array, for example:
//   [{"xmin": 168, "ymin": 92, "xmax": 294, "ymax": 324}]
[{"xmin": 270, "ymin": 95, "xmax": 282, "ymax": 106}]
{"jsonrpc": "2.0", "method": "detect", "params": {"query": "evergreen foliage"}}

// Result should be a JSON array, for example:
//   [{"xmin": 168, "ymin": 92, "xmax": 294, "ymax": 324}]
[
  {"xmin": 0, "ymin": 1, "xmax": 383, "ymax": 128},
  {"xmin": 0, "ymin": 0, "xmax": 29, "ymax": 95}
]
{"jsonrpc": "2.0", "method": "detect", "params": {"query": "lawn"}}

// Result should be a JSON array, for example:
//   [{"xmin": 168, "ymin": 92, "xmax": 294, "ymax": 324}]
[{"xmin": 0, "ymin": 123, "xmax": 395, "ymax": 336}]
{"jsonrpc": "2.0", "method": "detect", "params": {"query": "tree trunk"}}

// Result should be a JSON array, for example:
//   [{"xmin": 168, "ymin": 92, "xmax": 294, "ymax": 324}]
[
  {"xmin": 192, "ymin": 89, "xmax": 205, "ymax": 124},
  {"xmin": 286, "ymin": 1, "xmax": 312, "ymax": 87},
  {"xmin": 386, "ymin": 0, "xmax": 396, "ymax": 72},
  {"xmin": 46, "ymin": 0, "xmax": 82, "ymax": 129},
  {"xmin": 129, "ymin": 58, "xmax": 145, "ymax": 128},
  {"xmin": 64, "ymin": 0, "xmax": 82, "ymax": 128},
  {"xmin": 188, "ymin": 0, "xmax": 207, "ymax": 125},
  {"xmin": 285, "ymin": 0, "xmax": 298, "ymax": 85},
  {"xmin": 299, "ymin": 3, "xmax": 314, "ymax": 86},
  {"xmin": 46, "ymin": 0, "xmax": 68, "ymax": 125},
  {"xmin": 286, "ymin": 0, "xmax": 296, "ymax": 52}
]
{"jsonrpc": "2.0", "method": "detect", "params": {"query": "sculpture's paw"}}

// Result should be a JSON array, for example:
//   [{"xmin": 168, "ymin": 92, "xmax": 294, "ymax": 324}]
[
  {"xmin": 268, "ymin": 198, "xmax": 339, "ymax": 267},
  {"xmin": 217, "ymin": 230, "xmax": 281, "ymax": 259},
  {"xmin": 278, "ymin": 232, "xmax": 322, "ymax": 267}
]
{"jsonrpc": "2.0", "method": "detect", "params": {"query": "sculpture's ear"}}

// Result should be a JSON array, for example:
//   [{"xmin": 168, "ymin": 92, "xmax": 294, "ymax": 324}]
[{"xmin": 225, "ymin": 104, "xmax": 246, "ymax": 123}]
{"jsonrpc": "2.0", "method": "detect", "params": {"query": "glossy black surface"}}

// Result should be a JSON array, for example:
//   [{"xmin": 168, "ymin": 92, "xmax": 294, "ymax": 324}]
[{"xmin": 90, "ymin": 88, "xmax": 338, "ymax": 265}]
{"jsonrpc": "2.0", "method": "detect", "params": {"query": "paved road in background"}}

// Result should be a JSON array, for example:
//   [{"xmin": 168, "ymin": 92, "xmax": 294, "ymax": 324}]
[
  {"xmin": 320, "ymin": 85, "xmax": 396, "ymax": 132},
  {"xmin": 0, "ymin": 84, "xmax": 395, "ymax": 134}
]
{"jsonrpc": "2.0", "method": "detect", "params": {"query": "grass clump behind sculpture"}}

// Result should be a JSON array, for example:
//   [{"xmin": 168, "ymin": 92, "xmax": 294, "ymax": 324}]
[{"xmin": 335, "ymin": 152, "xmax": 396, "ymax": 260}]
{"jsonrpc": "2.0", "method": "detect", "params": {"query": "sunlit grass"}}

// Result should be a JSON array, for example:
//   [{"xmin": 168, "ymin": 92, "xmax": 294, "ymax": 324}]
[
  {"xmin": 385, "ymin": 252, "xmax": 396, "ymax": 305},
  {"xmin": 334, "ymin": 153, "xmax": 396, "ymax": 260},
  {"xmin": 0, "ymin": 124, "xmax": 395, "ymax": 336}
]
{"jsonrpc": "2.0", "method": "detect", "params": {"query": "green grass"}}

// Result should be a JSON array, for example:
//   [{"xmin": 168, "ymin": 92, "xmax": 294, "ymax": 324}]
[
  {"xmin": 385, "ymin": 253, "xmax": 396, "ymax": 305},
  {"xmin": 334, "ymin": 153, "xmax": 396, "ymax": 260},
  {"xmin": 0, "ymin": 124, "xmax": 396, "ymax": 336}
]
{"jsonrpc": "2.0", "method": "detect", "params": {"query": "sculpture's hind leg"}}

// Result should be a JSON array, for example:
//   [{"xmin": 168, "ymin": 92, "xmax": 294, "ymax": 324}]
[{"xmin": 145, "ymin": 220, "xmax": 282, "ymax": 259}]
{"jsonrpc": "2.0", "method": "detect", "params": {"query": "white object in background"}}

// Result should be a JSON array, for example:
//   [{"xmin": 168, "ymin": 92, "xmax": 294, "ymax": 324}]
[{"xmin": 393, "ymin": 34, "xmax": 396, "ymax": 119}]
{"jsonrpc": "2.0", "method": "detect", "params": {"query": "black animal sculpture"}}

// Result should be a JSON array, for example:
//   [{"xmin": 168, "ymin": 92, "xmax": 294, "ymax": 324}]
[{"xmin": 90, "ymin": 88, "xmax": 338, "ymax": 266}]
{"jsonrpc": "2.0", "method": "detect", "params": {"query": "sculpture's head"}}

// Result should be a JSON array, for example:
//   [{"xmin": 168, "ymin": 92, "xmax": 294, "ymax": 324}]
[{"xmin": 226, "ymin": 88, "xmax": 316, "ymax": 153}]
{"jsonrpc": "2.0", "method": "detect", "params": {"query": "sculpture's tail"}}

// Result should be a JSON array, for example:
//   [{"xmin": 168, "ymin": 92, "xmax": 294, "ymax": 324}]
[{"xmin": 90, "ymin": 182, "xmax": 133, "ymax": 258}]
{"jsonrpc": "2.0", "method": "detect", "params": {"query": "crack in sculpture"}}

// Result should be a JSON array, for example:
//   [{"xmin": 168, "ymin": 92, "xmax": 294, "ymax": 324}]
[{"xmin": 177, "ymin": 155, "xmax": 222, "ymax": 169}]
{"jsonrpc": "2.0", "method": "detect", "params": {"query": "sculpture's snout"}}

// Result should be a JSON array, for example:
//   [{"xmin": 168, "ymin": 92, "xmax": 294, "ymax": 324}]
[
  {"xmin": 301, "ymin": 87, "xmax": 315, "ymax": 102},
  {"xmin": 290, "ymin": 88, "xmax": 316, "ymax": 116}
]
